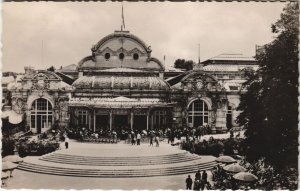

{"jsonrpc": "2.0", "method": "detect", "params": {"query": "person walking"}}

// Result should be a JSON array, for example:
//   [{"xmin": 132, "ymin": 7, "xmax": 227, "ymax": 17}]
[
  {"xmin": 155, "ymin": 135, "xmax": 159, "ymax": 147},
  {"xmin": 200, "ymin": 170, "xmax": 208, "ymax": 190},
  {"xmin": 149, "ymin": 132, "xmax": 154, "ymax": 146},
  {"xmin": 185, "ymin": 175, "xmax": 193, "ymax": 190},
  {"xmin": 128, "ymin": 133, "xmax": 132, "ymax": 144},
  {"xmin": 65, "ymin": 135, "xmax": 69, "ymax": 149},
  {"xmin": 195, "ymin": 170, "xmax": 201, "ymax": 181},
  {"xmin": 131, "ymin": 133, "xmax": 136, "ymax": 145},
  {"xmin": 136, "ymin": 132, "xmax": 141, "ymax": 145},
  {"xmin": 193, "ymin": 178, "xmax": 201, "ymax": 190}
]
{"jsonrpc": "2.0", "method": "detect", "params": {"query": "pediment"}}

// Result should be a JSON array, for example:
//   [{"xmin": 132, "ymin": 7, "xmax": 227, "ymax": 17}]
[
  {"xmin": 128, "ymin": 48, "xmax": 143, "ymax": 55},
  {"xmin": 100, "ymin": 47, "xmax": 114, "ymax": 55}
]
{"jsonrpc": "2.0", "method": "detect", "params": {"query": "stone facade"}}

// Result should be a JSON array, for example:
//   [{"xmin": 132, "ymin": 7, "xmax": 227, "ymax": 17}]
[
  {"xmin": 6, "ymin": 70, "xmax": 72, "ymax": 133},
  {"xmin": 3, "ymin": 31, "xmax": 258, "ymax": 134}
]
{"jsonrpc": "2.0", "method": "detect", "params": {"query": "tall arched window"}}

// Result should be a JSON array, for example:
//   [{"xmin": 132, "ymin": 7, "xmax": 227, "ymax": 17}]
[
  {"xmin": 31, "ymin": 98, "xmax": 53, "ymax": 133},
  {"xmin": 187, "ymin": 99, "xmax": 209, "ymax": 127}
]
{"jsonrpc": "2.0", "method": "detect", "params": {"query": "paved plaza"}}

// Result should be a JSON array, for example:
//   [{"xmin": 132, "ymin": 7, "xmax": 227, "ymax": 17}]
[{"xmin": 5, "ymin": 140, "xmax": 215, "ymax": 189}]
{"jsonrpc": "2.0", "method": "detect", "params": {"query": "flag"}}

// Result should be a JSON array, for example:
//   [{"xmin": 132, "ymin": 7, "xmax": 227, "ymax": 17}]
[{"xmin": 122, "ymin": 5, "xmax": 125, "ymax": 29}]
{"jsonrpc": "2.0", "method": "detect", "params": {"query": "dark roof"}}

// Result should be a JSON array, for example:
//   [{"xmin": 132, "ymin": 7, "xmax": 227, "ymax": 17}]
[
  {"xmin": 55, "ymin": 71, "xmax": 75, "ymax": 85},
  {"xmin": 202, "ymin": 53, "xmax": 256, "ymax": 66}
]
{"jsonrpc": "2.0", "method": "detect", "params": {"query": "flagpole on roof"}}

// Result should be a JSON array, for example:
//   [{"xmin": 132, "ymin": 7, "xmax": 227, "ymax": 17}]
[
  {"xmin": 198, "ymin": 43, "xmax": 201, "ymax": 64},
  {"xmin": 121, "ymin": 2, "xmax": 125, "ymax": 31}
]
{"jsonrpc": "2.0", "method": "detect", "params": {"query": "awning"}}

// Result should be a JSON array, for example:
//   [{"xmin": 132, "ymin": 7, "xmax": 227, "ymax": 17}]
[
  {"xmin": 1, "ymin": 110, "xmax": 24, "ymax": 124},
  {"xmin": 69, "ymin": 97, "xmax": 173, "ymax": 108},
  {"xmin": 1, "ymin": 110, "xmax": 10, "ymax": 119}
]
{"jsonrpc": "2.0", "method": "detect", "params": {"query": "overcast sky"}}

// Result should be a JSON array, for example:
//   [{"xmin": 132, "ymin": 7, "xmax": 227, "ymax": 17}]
[{"xmin": 3, "ymin": 2, "xmax": 287, "ymax": 73}]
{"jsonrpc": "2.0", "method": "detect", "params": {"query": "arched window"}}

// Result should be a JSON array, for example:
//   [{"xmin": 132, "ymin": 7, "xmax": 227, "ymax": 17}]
[
  {"xmin": 187, "ymin": 99, "xmax": 209, "ymax": 127},
  {"xmin": 119, "ymin": 53, "xmax": 125, "ymax": 60},
  {"xmin": 104, "ymin": 53, "xmax": 111, "ymax": 60},
  {"xmin": 31, "ymin": 98, "xmax": 53, "ymax": 133},
  {"xmin": 133, "ymin": 53, "xmax": 139, "ymax": 60}
]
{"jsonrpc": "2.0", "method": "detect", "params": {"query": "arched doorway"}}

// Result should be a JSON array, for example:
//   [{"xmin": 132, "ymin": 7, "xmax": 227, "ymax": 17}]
[
  {"xmin": 31, "ymin": 98, "xmax": 53, "ymax": 133},
  {"xmin": 187, "ymin": 99, "xmax": 209, "ymax": 127}
]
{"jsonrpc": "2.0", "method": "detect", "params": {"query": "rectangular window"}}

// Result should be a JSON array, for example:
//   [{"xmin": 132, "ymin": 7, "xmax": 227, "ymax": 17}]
[
  {"xmin": 77, "ymin": 110, "xmax": 89, "ymax": 126},
  {"xmin": 229, "ymin": 74, "xmax": 236, "ymax": 79},
  {"xmin": 42, "ymin": 115, "xmax": 47, "ymax": 128},
  {"xmin": 154, "ymin": 111, "xmax": 166, "ymax": 126},
  {"xmin": 48, "ymin": 115, "xmax": 52, "ymax": 125},
  {"xmin": 31, "ymin": 115, "xmax": 35, "ymax": 128},
  {"xmin": 204, "ymin": 116, "xmax": 208, "ymax": 123},
  {"xmin": 229, "ymin": 86, "xmax": 239, "ymax": 90},
  {"xmin": 188, "ymin": 116, "xmax": 192, "ymax": 124}
]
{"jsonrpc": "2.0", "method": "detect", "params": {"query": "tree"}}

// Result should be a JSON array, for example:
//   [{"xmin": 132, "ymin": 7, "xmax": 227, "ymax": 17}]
[
  {"xmin": 174, "ymin": 59, "xmax": 194, "ymax": 70},
  {"xmin": 47, "ymin": 66, "xmax": 55, "ymax": 72},
  {"xmin": 237, "ymin": 3, "xmax": 299, "ymax": 170}
]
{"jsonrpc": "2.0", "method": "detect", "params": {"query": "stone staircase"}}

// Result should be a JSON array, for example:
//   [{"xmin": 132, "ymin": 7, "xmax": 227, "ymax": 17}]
[
  {"xmin": 17, "ymin": 151, "xmax": 218, "ymax": 178},
  {"xmin": 38, "ymin": 152, "xmax": 201, "ymax": 166}
]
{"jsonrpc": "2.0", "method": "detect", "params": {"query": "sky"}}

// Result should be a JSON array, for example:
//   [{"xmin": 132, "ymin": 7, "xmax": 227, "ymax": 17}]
[{"xmin": 3, "ymin": 2, "xmax": 287, "ymax": 73}]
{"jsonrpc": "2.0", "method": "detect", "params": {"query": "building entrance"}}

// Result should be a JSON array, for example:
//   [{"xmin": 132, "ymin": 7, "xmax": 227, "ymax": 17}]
[
  {"xmin": 133, "ymin": 115, "xmax": 147, "ymax": 131},
  {"xmin": 114, "ymin": 115, "xmax": 128, "ymax": 129},
  {"xmin": 96, "ymin": 115, "xmax": 109, "ymax": 130}
]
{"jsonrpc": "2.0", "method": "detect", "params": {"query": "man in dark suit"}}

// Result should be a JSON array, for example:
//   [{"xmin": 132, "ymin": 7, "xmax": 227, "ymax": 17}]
[
  {"xmin": 186, "ymin": 175, "xmax": 193, "ymax": 190},
  {"xmin": 195, "ymin": 170, "xmax": 201, "ymax": 180},
  {"xmin": 200, "ymin": 170, "xmax": 208, "ymax": 190}
]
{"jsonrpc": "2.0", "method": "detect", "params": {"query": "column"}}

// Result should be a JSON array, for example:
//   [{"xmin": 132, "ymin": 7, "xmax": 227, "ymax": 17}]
[
  {"xmin": 215, "ymin": 108, "xmax": 227, "ymax": 133},
  {"xmin": 151, "ymin": 114, "xmax": 153, "ymax": 129},
  {"xmin": 130, "ymin": 111, "xmax": 133, "ymax": 130},
  {"xmin": 89, "ymin": 111, "xmax": 91, "ymax": 130},
  {"xmin": 93, "ymin": 109, "xmax": 96, "ymax": 132},
  {"xmin": 109, "ymin": 111, "xmax": 112, "ymax": 132},
  {"xmin": 146, "ymin": 110, "xmax": 149, "ymax": 131}
]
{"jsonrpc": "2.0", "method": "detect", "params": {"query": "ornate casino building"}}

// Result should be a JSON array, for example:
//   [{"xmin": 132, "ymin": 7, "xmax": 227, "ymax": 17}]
[{"xmin": 2, "ymin": 30, "xmax": 258, "ymax": 134}]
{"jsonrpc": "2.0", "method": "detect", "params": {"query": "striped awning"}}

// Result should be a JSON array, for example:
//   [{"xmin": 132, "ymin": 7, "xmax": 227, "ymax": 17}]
[{"xmin": 69, "ymin": 97, "xmax": 173, "ymax": 108}]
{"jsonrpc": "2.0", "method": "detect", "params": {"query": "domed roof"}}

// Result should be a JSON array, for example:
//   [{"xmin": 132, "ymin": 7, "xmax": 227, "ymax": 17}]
[
  {"xmin": 78, "ymin": 31, "xmax": 164, "ymax": 72},
  {"xmin": 92, "ymin": 31, "xmax": 151, "ymax": 54},
  {"xmin": 72, "ymin": 76, "xmax": 170, "ymax": 90}
]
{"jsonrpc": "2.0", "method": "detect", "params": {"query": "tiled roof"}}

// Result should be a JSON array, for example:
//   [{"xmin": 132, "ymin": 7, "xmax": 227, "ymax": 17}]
[
  {"xmin": 209, "ymin": 53, "xmax": 256, "ymax": 61},
  {"xmin": 203, "ymin": 64, "xmax": 259, "ymax": 72}
]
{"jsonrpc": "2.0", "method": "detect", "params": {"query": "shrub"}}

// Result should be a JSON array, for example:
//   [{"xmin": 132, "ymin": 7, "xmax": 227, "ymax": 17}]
[{"xmin": 2, "ymin": 138, "xmax": 16, "ymax": 157}]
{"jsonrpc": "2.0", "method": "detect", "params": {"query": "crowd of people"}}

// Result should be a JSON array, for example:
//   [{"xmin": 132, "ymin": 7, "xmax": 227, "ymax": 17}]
[
  {"xmin": 65, "ymin": 124, "xmax": 214, "ymax": 143},
  {"xmin": 185, "ymin": 170, "xmax": 211, "ymax": 190}
]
